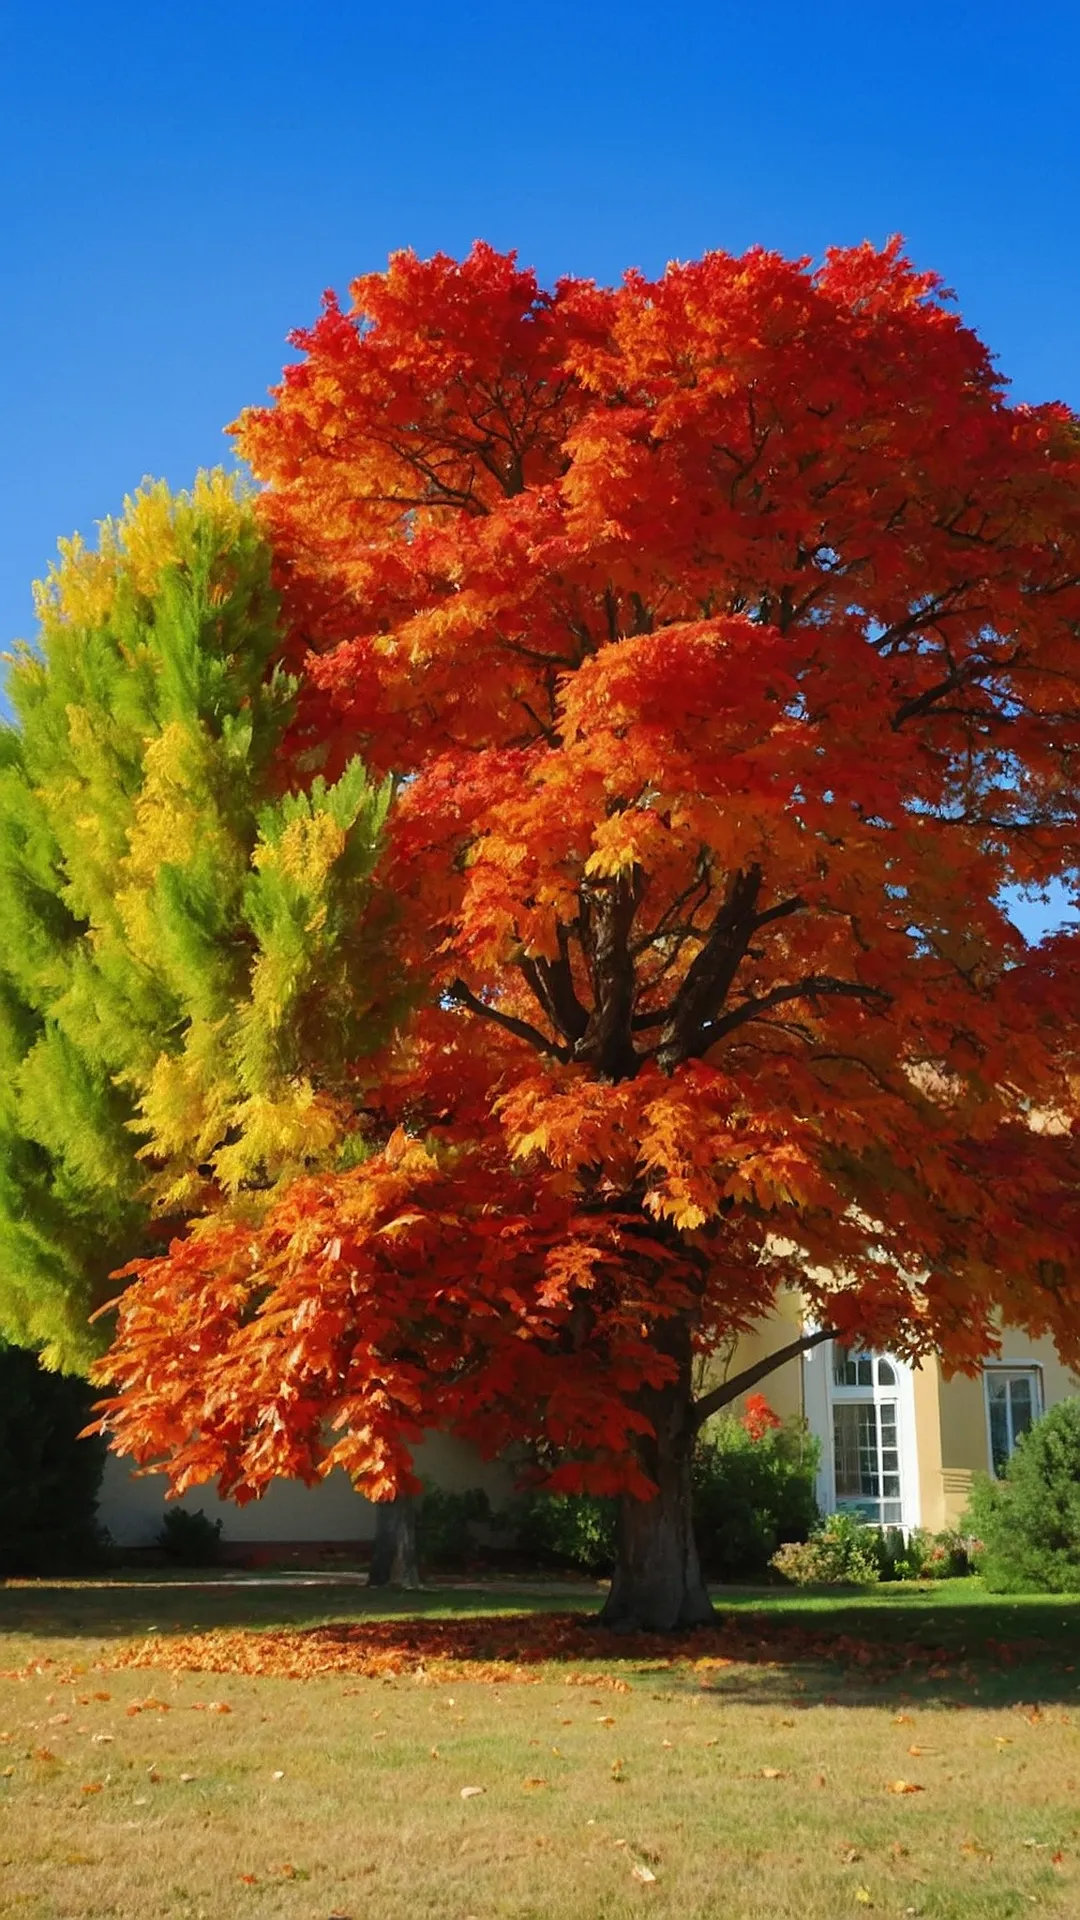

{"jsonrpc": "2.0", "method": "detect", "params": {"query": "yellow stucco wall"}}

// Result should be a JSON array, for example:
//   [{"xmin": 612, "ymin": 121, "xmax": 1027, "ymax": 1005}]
[
  {"xmin": 911, "ymin": 1357, "xmax": 947, "ymax": 1533},
  {"xmin": 701, "ymin": 1293, "xmax": 806, "ymax": 1427},
  {"xmin": 711, "ymin": 1308, "xmax": 1080, "ymax": 1534},
  {"xmin": 933, "ymin": 1331, "xmax": 1080, "ymax": 1527}
]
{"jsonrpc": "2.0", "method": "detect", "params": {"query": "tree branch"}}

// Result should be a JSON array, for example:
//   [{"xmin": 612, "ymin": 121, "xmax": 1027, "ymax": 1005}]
[
  {"xmin": 655, "ymin": 865, "xmax": 765, "ymax": 1069},
  {"xmin": 447, "ymin": 980, "xmax": 571, "ymax": 1062},
  {"xmin": 699, "ymin": 975, "xmax": 890, "ymax": 1049},
  {"xmin": 692, "ymin": 1325, "xmax": 838, "ymax": 1431}
]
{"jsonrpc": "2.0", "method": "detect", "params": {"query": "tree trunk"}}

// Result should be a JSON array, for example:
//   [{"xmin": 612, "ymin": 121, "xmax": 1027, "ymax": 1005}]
[
  {"xmin": 600, "ymin": 1318, "xmax": 713, "ymax": 1633},
  {"xmin": 368, "ymin": 1494, "xmax": 420, "ymax": 1588}
]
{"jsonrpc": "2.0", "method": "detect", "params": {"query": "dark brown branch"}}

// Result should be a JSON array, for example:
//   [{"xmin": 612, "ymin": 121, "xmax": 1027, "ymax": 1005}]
[
  {"xmin": 448, "ymin": 979, "xmax": 571, "ymax": 1062},
  {"xmin": 655, "ymin": 866, "xmax": 764, "ymax": 1069},
  {"xmin": 700, "ymin": 975, "xmax": 889, "ymax": 1049},
  {"xmin": 692, "ymin": 1326, "xmax": 838, "ymax": 1431},
  {"xmin": 573, "ymin": 870, "xmax": 644, "ymax": 1081},
  {"xmin": 518, "ymin": 944, "xmax": 590, "ymax": 1046}
]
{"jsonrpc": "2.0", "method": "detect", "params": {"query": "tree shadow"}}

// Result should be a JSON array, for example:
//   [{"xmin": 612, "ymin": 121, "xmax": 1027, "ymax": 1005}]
[{"xmin": 3, "ymin": 1581, "xmax": 1078, "ymax": 1709}]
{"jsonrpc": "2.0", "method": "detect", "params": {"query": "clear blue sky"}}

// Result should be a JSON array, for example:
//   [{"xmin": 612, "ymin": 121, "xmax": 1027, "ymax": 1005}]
[{"xmin": 1, "ymin": 0, "xmax": 1076, "ymax": 936}]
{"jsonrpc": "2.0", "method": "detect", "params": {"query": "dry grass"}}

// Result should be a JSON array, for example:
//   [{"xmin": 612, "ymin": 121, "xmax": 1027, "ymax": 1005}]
[{"xmin": 2, "ymin": 1580, "xmax": 1080, "ymax": 1919}]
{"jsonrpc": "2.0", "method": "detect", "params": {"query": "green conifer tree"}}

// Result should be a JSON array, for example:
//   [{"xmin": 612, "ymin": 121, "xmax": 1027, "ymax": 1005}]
[{"xmin": 0, "ymin": 474, "xmax": 396, "ymax": 1370}]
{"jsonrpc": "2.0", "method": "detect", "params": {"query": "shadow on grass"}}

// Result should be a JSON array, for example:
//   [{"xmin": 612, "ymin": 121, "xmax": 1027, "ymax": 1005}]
[{"xmin": 3, "ymin": 1577, "xmax": 1079, "ymax": 1709}]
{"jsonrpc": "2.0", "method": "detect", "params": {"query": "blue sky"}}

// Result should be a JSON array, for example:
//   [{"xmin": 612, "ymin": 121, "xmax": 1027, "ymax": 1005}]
[{"xmin": 1, "ymin": 0, "xmax": 1076, "ymax": 937}]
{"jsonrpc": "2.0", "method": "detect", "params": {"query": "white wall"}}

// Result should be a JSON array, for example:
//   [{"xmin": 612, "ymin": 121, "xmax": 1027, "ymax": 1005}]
[{"xmin": 97, "ymin": 1432, "xmax": 517, "ymax": 1549}]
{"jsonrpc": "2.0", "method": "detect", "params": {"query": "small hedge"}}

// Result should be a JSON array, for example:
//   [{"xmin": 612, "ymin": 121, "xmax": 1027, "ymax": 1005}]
[
  {"xmin": 0, "ymin": 1343, "xmax": 107, "ymax": 1574},
  {"xmin": 155, "ymin": 1507, "xmax": 223, "ymax": 1566},
  {"xmin": 693, "ymin": 1401, "xmax": 820, "ymax": 1579},
  {"xmin": 963, "ymin": 1398, "xmax": 1080, "ymax": 1593}
]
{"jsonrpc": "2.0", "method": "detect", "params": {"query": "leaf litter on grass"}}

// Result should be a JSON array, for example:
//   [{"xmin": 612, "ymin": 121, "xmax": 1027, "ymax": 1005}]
[{"xmin": 93, "ymin": 1609, "xmax": 1062, "ymax": 1688}]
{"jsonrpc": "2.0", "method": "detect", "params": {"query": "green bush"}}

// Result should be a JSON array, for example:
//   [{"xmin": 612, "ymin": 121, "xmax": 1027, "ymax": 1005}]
[
  {"xmin": 416, "ymin": 1485, "xmax": 495, "ymax": 1568},
  {"xmin": 771, "ymin": 1510, "xmax": 881, "ymax": 1586},
  {"xmin": 511, "ymin": 1490, "xmax": 617, "ymax": 1574},
  {"xmin": 961, "ymin": 1399, "xmax": 1080, "ymax": 1593},
  {"xmin": 155, "ymin": 1506, "xmax": 223, "ymax": 1566},
  {"xmin": 0, "ymin": 1344, "xmax": 107, "ymax": 1574},
  {"xmin": 509, "ymin": 1406, "xmax": 820, "ymax": 1580},
  {"xmin": 692, "ymin": 1410, "xmax": 821, "ymax": 1580}
]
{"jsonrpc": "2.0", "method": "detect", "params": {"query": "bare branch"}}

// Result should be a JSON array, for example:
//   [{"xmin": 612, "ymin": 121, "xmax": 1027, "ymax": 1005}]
[
  {"xmin": 692, "ymin": 1326, "xmax": 838, "ymax": 1430},
  {"xmin": 448, "ymin": 979, "xmax": 571, "ymax": 1062},
  {"xmin": 700, "ymin": 975, "xmax": 890, "ymax": 1050}
]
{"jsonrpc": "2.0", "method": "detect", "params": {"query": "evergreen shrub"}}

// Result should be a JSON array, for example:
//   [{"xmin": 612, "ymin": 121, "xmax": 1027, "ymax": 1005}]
[
  {"xmin": 0, "ymin": 1343, "xmax": 106, "ymax": 1573},
  {"xmin": 155, "ymin": 1506, "xmax": 223, "ymax": 1566},
  {"xmin": 962, "ymin": 1399, "xmax": 1080, "ymax": 1593}
]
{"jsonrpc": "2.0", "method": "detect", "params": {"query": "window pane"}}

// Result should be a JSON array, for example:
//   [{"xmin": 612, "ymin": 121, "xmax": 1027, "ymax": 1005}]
[
  {"xmin": 857, "ymin": 1356, "xmax": 873, "ymax": 1387},
  {"xmin": 987, "ymin": 1376, "xmax": 1007, "ymax": 1405},
  {"xmin": 989, "ymin": 1395, "xmax": 1010, "ymax": 1475},
  {"xmin": 856, "ymin": 1404, "xmax": 880, "ymax": 1496},
  {"xmin": 834, "ymin": 1403, "xmax": 875, "ymax": 1499},
  {"xmin": 877, "ymin": 1359, "xmax": 896, "ymax": 1385},
  {"xmin": 1009, "ymin": 1376, "xmax": 1034, "ymax": 1445}
]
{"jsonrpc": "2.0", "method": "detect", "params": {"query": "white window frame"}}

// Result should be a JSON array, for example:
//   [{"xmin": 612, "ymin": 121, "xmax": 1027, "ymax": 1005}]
[
  {"xmin": 983, "ymin": 1363, "xmax": 1043, "ymax": 1478},
  {"xmin": 802, "ymin": 1335, "xmax": 921, "ymax": 1532}
]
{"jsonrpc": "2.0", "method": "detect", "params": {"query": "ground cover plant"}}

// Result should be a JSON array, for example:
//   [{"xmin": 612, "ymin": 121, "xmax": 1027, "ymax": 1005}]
[{"xmin": 3, "ymin": 1580, "xmax": 1080, "ymax": 1919}]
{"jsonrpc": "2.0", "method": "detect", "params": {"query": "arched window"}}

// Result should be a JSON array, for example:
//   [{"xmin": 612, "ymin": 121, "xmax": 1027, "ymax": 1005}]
[{"xmin": 830, "ymin": 1346, "xmax": 903, "ymax": 1526}]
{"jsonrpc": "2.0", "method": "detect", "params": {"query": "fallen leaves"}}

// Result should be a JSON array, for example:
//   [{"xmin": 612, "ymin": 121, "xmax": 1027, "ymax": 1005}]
[
  {"xmin": 886, "ymin": 1780, "xmax": 925, "ymax": 1795},
  {"xmin": 101, "ymin": 1611, "xmax": 1002, "ymax": 1687},
  {"xmin": 460, "ymin": 1785, "xmax": 485, "ymax": 1800}
]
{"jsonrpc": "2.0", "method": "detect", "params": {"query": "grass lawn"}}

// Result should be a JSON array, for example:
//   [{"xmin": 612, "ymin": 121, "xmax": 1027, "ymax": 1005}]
[{"xmin": 3, "ymin": 1577, "xmax": 1080, "ymax": 1919}]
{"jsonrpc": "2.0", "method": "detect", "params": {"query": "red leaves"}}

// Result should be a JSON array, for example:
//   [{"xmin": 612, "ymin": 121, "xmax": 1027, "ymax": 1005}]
[
  {"xmin": 96, "ymin": 238, "xmax": 1080, "ymax": 1518},
  {"xmin": 741, "ymin": 1395, "xmax": 783, "ymax": 1442}
]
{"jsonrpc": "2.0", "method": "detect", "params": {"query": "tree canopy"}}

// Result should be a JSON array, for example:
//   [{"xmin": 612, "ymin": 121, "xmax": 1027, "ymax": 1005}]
[{"xmin": 7, "ymin": 241, "xmax": 1078, "ymax": 1628}]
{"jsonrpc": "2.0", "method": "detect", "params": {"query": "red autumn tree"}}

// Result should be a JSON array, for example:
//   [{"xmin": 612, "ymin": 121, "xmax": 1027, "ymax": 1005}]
[{"xmin": 96, "ymin": 242, "xmax": 1080, "ymax": 1630}]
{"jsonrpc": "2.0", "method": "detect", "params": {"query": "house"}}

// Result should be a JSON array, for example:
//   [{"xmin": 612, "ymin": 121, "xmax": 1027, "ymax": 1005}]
[
  {"xmin": 96, "ymin": 1307, "xmax": 1080, "ymax": 1552},
  {"xmin": 735, "ymin": 1303, "xmax": 1080, "ymax": 1534}
]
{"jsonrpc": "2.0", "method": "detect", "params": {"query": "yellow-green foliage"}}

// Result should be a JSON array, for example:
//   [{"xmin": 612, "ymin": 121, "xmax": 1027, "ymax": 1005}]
[{"xmin": 0, "ymin": 475, "xmax": 395, "ymax": 1369}]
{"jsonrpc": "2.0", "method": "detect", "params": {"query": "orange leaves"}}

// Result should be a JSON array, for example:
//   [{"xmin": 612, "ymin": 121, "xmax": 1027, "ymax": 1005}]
[
  {"xmin": 107, "ymin": 1609, "xmax": 979, "ymax": 1689},
  {"xmin": 96, "ymin": 236, "xmax": 1080, "ymax": 1530}
]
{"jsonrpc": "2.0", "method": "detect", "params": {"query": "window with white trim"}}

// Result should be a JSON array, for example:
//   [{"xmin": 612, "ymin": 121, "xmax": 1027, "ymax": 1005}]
[
  {"xmin": 831, "ymin": 1347, "xmax": 903, "ymax": 1525},
  {"xmin": 985, "ymin": 1368, "xmax": 1041, "ymax": 1476}
]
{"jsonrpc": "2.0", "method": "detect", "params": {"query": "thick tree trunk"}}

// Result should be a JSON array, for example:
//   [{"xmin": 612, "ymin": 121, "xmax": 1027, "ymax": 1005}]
[
  {"xmin": 600, "ymin": 1319, "xmax": 714, "ymax": 1632},
  {"xmin": 368, "ymin": 1494, "xmax": 420, "ymax": 1588}
]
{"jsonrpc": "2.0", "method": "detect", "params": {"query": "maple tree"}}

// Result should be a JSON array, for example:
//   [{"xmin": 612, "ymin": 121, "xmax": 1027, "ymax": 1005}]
[{"xmin": 90, "ymin": 241, "xmax": 1080, "ymax": 1630}]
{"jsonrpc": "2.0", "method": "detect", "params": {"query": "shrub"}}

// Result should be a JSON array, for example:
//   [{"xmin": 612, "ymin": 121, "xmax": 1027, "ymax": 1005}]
[
  {"xmin": 961, "ymin": 1399, "xmax": 1080, "ymax": 1593},
  {"xmin": 0, "ymin": 1344, "xmax": 107, "ymax": 1574},
  {"xmin": 692, "ymin": 1409, "xmax": 820, "ymax": 1580},
  {"xmin": 771, "ymin": 1510, "xmax": 881, "ymax": 1586},
  {"xmin": 511, "ymin": 1490, "xmax": 617, "ymax": 1574},
  {"xmin": 416, "ymin": 1486, "xmax": 495, "ymax": 1568},
  {"xmin": 509, "ymin": 1403, "xmax": 819, "ymax": 1580},
  {"xmin": 156, "ymin": 1506, "xmax": 223, "ymax": 1566}
]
